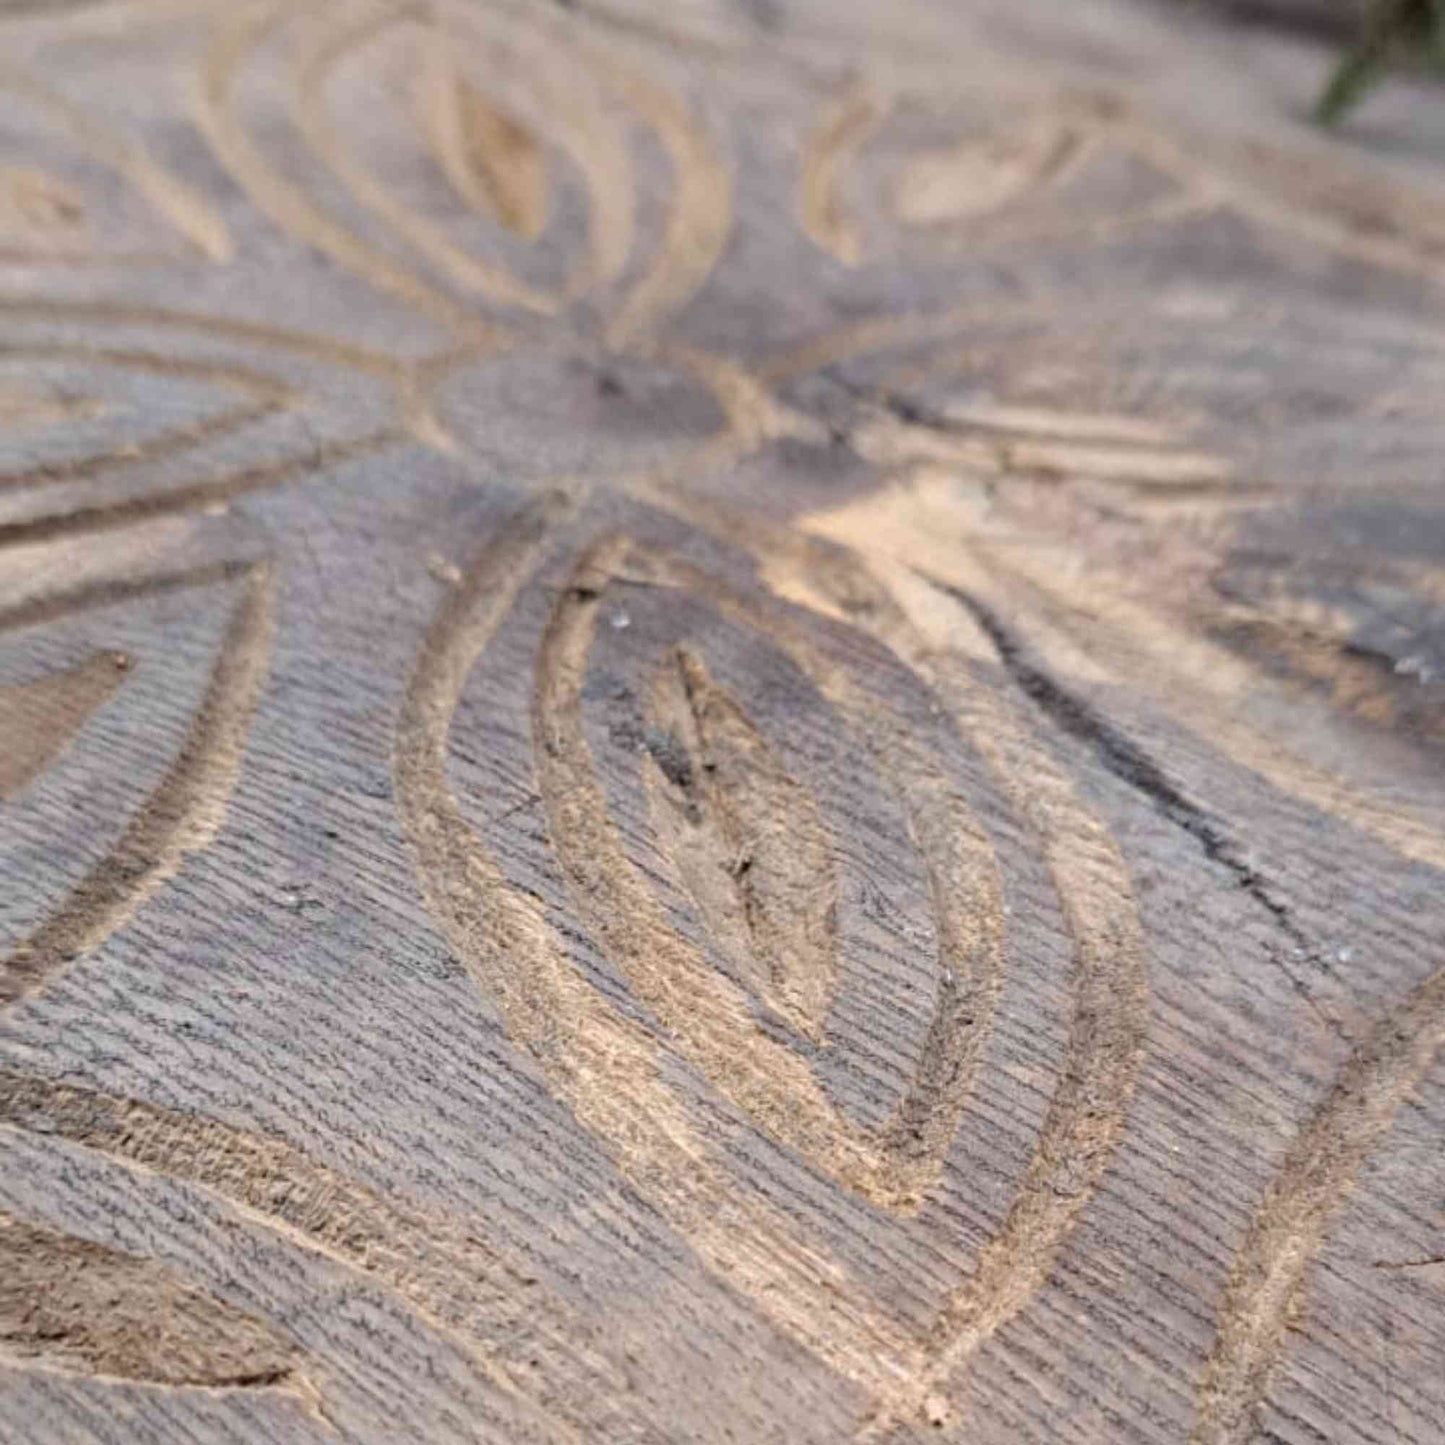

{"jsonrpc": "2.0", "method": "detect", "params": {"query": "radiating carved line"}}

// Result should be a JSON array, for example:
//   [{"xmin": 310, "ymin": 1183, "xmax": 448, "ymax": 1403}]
[
  {"xmin": 196, "ymin": 0, "xmax": 494, "ymax": 338},
  {"xmin": 601, "ymin": 54, "xmax": 732, "ymax": 347},
  {"xmin": 1126, "ymin": 116, "xmax": 1445, "ymax": 293},
  {"xmin": 0, "ymin": 57, "xmax": 231, "ymax": 262},
  {"xmin": 847, "ymin": 396, "xmax": 1233, "ymax": 491},
  {"xmin": 0, "ymin": 428, "xmax": 399, "ymax": 551},
  {"xmin": 643, "ymin": 645, "xmax": 839, "ymax": 1040},
  {"xmin": 0, "ymin": 1069, "xmax": 599, "ymax": 1442},
  {"xmin": 0, "ymin": 650, "xmax": 128, "ymax": 799},
  {"xmin": 1, "ymin": 561, "xmax": 275, "ymax": 1010},
  {"xmin": 756, "ymin": 296, "xmax": 1041, "ymax": 388},
  {"xmin": 0, "ymin": 1210, "xmax": 300, "ymax": 1392},
  {"xmin": 1190, "ymin": 967, "xmax": 1445, "ymax": 1445},
  {"xmin": 295, "ymin": 3, "xmax": 559, "ymax": 315},
  {"xmin": 799, "ymin": 82, "xmax": 881, "ymax": 267},
  {"xmin": 0, "ymin": 344, "xmax": 297, "ymax": 495}
]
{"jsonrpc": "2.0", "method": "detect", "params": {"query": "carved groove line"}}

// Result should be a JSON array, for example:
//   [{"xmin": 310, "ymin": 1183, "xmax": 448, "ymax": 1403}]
[
  {"xmin": 749, "ymin": 544, "xmax": 1149, "ymax": 1437},
  {"xmin": 393, "ymin": 496, "xmax": 929, "ymax": 1400},
  {"xmin": 1190, "ymin": 966, "xmax": 1445, "ymax": 1445}
]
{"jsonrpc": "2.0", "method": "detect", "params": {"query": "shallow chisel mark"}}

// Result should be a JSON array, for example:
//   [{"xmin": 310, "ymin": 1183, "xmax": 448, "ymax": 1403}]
[
  {"xmin": 0, "ymin": 650, "xmax": 129, "ymax": 798},
  {"xmin": 1191, "ymin": 966, "xmax": 1445, "ymax": 1445},
  {"xmin": 893, "ymin": 122, "xmax": 1082, "ymax": 228},
  {"xmin": 1, "ymin": 562, "xmax": 276, "ymax": 1010},
  {"xmin": 0, "ymin": 1210, "xmax": 299, "ymax": 1391}
]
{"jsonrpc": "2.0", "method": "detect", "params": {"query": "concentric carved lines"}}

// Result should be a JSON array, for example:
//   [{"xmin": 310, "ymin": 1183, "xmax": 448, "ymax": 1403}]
[
  {"xmin": 533, "ymin": 534, "xmax": 1003, "ymax": 1212},
  {"xmin": 0, "ymin": 300, "xmax": 409, "ymax": 544},
  {"xmin": 0, "ymin": 562, "xmax": 276, "ymax": 1011},
  {"xmin": 798, "ymin": 81, "xmax": 880, "ymax": 267},
  {"xmin": 0, "ymin": 1068, "xmax": 615, "ymax": 1442},
  {"xmin": 797, "ymin": 89, "xmax": 1207, "ymax": 269},
  {"xmin": 1190, "ymin": 966, "xmax": 1445, "ymax": 1445},
  {"xmin": 395, "ymin": 495, "xmax": 929, "ymax": 1403},
  {"xmin": 294, "ymin": 1, "xmax": 559, "ymax": 317},
  {"xmin": 594, "ymin": 45, "xmax": 731, "ymax": 348},
  {"xmin": 196, "ymin": 0, "xmax": 494, "ymax": 338},
  {"xmin": 0, "ymin": 1209, "xmax": 303, "ymax": 1394},
  {"xmin": 197, "ymin": 0, "xmax": 729, "ymax": 345},
  {"xmin": 0, "ymin": 56, "xmax": 231, "ymax": 263},
  {"xmin": 395, "ymin": 495, "xmax": 1150, "ymax": 1434},
  {"xmin": 0, "ymin": 431, "xmax": 395, "ymax": 552}
]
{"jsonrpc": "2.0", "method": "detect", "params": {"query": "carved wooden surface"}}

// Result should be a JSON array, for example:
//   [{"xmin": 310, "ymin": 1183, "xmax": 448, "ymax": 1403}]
[{"xmin": 0, "ymin": 2, "xmax": 1442, "ymax": 1442}]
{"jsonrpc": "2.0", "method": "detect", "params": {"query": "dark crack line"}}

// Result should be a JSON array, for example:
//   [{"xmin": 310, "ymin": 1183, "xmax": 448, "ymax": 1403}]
[{"xmin": 928, "ymin": 573, "xmax": 1349, "ymax": 1040}]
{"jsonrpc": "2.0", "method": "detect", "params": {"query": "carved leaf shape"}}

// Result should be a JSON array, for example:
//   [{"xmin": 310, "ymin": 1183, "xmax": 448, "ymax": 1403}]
[
  {"xmin": 445, "ymin": 76, "xmax": 550, "ymax": 241},
  {"xmin": 0, "ymin": 650, "xmax": 128, "ymax": 800},
  {"xmin": 642, "ymin": 646, "xmax": 838, "ymax": 1040},
  {"xmin": 894, "ymin": 124, "xmax": 1080, "ymax": 226},
  {"xmin": 0, "ymin": 1211, "xmax": 297, "ymax": 1388}
]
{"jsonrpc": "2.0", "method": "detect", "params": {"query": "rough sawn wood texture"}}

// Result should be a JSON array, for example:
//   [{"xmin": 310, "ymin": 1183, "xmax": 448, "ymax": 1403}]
[{"xmin": 0, "ymin": 1, "xmax": 1442, "ymax": 1442}]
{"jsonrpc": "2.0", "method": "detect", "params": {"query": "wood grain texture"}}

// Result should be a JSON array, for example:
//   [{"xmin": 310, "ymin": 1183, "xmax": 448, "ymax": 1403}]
[{"xmin": 0, "ymin": 1, "xmax": 1442, "ymax": 1442}]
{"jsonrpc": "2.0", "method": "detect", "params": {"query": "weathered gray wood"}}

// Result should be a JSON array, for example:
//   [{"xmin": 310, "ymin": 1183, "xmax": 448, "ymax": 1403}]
[{"xmin": 0, "ymin": 2, "xmax": 1442, "ymax": 1442}]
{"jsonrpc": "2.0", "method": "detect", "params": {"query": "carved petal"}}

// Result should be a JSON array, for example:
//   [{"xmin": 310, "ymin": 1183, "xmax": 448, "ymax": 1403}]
[
  {"xmin": 643, "ymin": 646, "xmax": 838, "ymax": 1040},
  {"xmin": 0, "ymin": 1212, "xmax": 296, "ymax": 1388}
]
